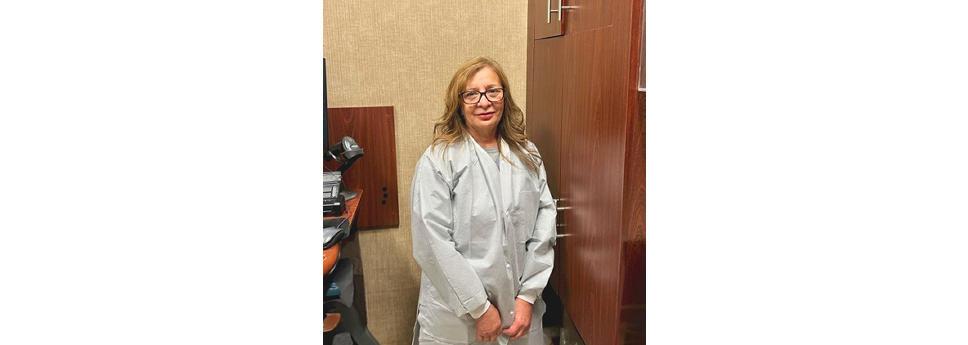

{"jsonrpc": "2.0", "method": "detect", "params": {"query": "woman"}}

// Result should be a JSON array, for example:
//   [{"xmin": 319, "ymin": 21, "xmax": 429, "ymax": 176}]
[{"xmin": 411, "ymin": 57, "xmax": 557, "ymax": 345}]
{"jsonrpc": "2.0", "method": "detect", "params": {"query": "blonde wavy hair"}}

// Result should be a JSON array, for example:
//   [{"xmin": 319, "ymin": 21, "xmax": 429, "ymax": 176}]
[{"xmin": 432, "ymin": 57, "xmax": 540, "ymax": 174}]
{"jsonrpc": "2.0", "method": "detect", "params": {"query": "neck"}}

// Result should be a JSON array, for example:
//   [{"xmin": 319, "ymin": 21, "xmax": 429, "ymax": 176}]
[{"xmin": 468, "ymin": 128, "xmax": 498, "ymax": 149}]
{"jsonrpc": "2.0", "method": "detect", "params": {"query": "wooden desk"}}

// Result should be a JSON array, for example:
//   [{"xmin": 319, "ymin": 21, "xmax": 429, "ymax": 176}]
[
  {"xmin": 324, "ymin": 189, "xmax": 362, "ymax": 223},
  {"xmin": 323, "ymin": 190, "xmax": 368, "ymax": 325}
]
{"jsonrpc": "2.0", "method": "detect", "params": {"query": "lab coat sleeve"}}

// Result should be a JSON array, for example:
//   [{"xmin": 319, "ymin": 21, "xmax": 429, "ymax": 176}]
[
  {"xmin": 411, "ymin": 154, "xmax": 492, "ymax": 319},
  {"xmin": 517, "ymin": 160, "xmax": 557, "ymax": 304}
]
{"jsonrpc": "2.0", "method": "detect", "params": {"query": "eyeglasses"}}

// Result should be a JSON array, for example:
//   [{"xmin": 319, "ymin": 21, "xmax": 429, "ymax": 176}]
[{"xmin": 460, "ymin": 88, "xmax": 504, "ymax": 105}]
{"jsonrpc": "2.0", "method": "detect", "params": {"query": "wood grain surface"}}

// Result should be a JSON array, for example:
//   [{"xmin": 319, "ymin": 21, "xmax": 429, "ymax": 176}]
[
  {"xmin": 526, "ymin": 0, "xmax": 644, "ymax": 343},
  {"xmin": 618, "ymin": 91, "xmax": 646, "ymax": 345},
  {"xmin": 327, "ymin": 106, "xmax": 399, "ymax": 230}
]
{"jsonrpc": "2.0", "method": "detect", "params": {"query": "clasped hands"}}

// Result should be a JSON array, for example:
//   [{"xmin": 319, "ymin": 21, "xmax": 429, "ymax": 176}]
[{"xmin": 475, "ymin": 298, "xmax": 533, "ymax": 342}]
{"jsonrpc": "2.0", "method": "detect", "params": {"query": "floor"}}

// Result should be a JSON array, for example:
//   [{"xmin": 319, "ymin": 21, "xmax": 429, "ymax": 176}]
[{"xmin": 541, "ymin": 287, "xmax": 586, "ymax": 345}]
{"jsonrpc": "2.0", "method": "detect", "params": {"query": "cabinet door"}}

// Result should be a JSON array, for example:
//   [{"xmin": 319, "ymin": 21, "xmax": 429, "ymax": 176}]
[
  {"xmin": 530, "ymin": 0, "xmax": 563, "ymax": 39},
  {"xmin": 528, "ymin": 0, "xmax": 640, "ymax": 344},
  {"xmin": 532, "ymin": 0, "xmax": 612, "ymax": 39},
  {"xmin": 529, "ymin": 20, "xmax": 626, "ymax": 345},
  {"xmin": 560, "ymin": 27, "xmax": 627, "ymax": 345},
  {"xmin": 560, "ymin": 0, "xmax": 613, "ymax": 34}
]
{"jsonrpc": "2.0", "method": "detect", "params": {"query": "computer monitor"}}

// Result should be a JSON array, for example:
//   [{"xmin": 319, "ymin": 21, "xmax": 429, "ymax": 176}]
[{"xmin": 323, "ymin": 57, "xmax": 330, "ymax": 150}]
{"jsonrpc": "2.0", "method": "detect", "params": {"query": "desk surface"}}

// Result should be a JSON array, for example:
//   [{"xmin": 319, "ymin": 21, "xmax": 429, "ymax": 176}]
[{"xmin": 324, "ymin": 189, "xmax": 362, "ymax": 224}]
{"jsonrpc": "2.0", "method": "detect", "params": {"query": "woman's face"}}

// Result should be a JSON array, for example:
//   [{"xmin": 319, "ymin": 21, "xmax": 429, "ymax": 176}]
[{"xmin": 461, "ymin": 67, "xmax": 504, "ymax": 138}]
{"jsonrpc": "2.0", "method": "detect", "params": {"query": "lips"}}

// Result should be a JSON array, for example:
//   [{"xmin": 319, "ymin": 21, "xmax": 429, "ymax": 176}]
[{"xmin": 475, "ymin": 112, "xmax": 495, "ymax": 121}]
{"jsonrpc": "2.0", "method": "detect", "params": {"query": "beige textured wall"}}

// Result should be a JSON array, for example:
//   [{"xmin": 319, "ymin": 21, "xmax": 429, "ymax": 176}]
[{"xmin": 324, "ymin": 1, "xmax": 528, "ymax": 344}]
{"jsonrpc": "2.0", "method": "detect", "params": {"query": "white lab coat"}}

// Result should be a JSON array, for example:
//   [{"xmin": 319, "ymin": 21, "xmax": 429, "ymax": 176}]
[{"xmin": 411, "ymin": 137, "xmax": 557, "ymax": 345}]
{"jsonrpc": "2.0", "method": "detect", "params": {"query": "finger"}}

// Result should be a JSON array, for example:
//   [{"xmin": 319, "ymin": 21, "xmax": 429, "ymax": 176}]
[
  {"xmin": 512, "ymin": 322, "xmax": 523, "ymax": 333},
  {"xmin": 485, "ymin": 331, "xmax": 496, "ymax": 342},
  {"xmin": 503, "ymin": 322, "xmax": 521, "ymax": 336}
]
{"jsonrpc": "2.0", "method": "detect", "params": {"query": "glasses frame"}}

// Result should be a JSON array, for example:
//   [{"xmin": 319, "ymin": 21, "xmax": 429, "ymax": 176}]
[{"xmin": 460, "ymin": 88, "xmax": 505, "ymax": 105}]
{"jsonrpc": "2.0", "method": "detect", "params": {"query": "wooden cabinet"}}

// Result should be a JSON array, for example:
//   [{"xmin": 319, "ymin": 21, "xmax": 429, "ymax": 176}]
[
  {"xmin": 526, "ymin": 0, "xmax": 645, "ymax": 344},
  {"xmin": 530, "ymin": 0, "xmax": 564, "ymax": 39}
]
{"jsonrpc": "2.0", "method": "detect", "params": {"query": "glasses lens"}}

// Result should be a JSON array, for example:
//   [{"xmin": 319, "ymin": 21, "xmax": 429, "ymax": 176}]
[
  {"xmin": 462, "ymin": 91, "xmax": 481, "ymax": 104},
  {"xmin": 485, "ymin": 89, "xmax": 504, "ymax": 102}
]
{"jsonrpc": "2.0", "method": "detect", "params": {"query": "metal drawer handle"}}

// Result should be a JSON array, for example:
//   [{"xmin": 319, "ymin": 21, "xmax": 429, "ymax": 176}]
[
  {"xmin": 556, "ymin": 233, "xmax": 573, "ymax": 238},
  {"xmin": 547, "ymin": 0, "xmax": 579, "ymax": 23},
  {"xmin": 546, "ymin": 0, "xmax": 554, "ymax": 23},
  {"xmin": 553, "ymin": 198, "xmax": 568, "ymax": 210}
]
